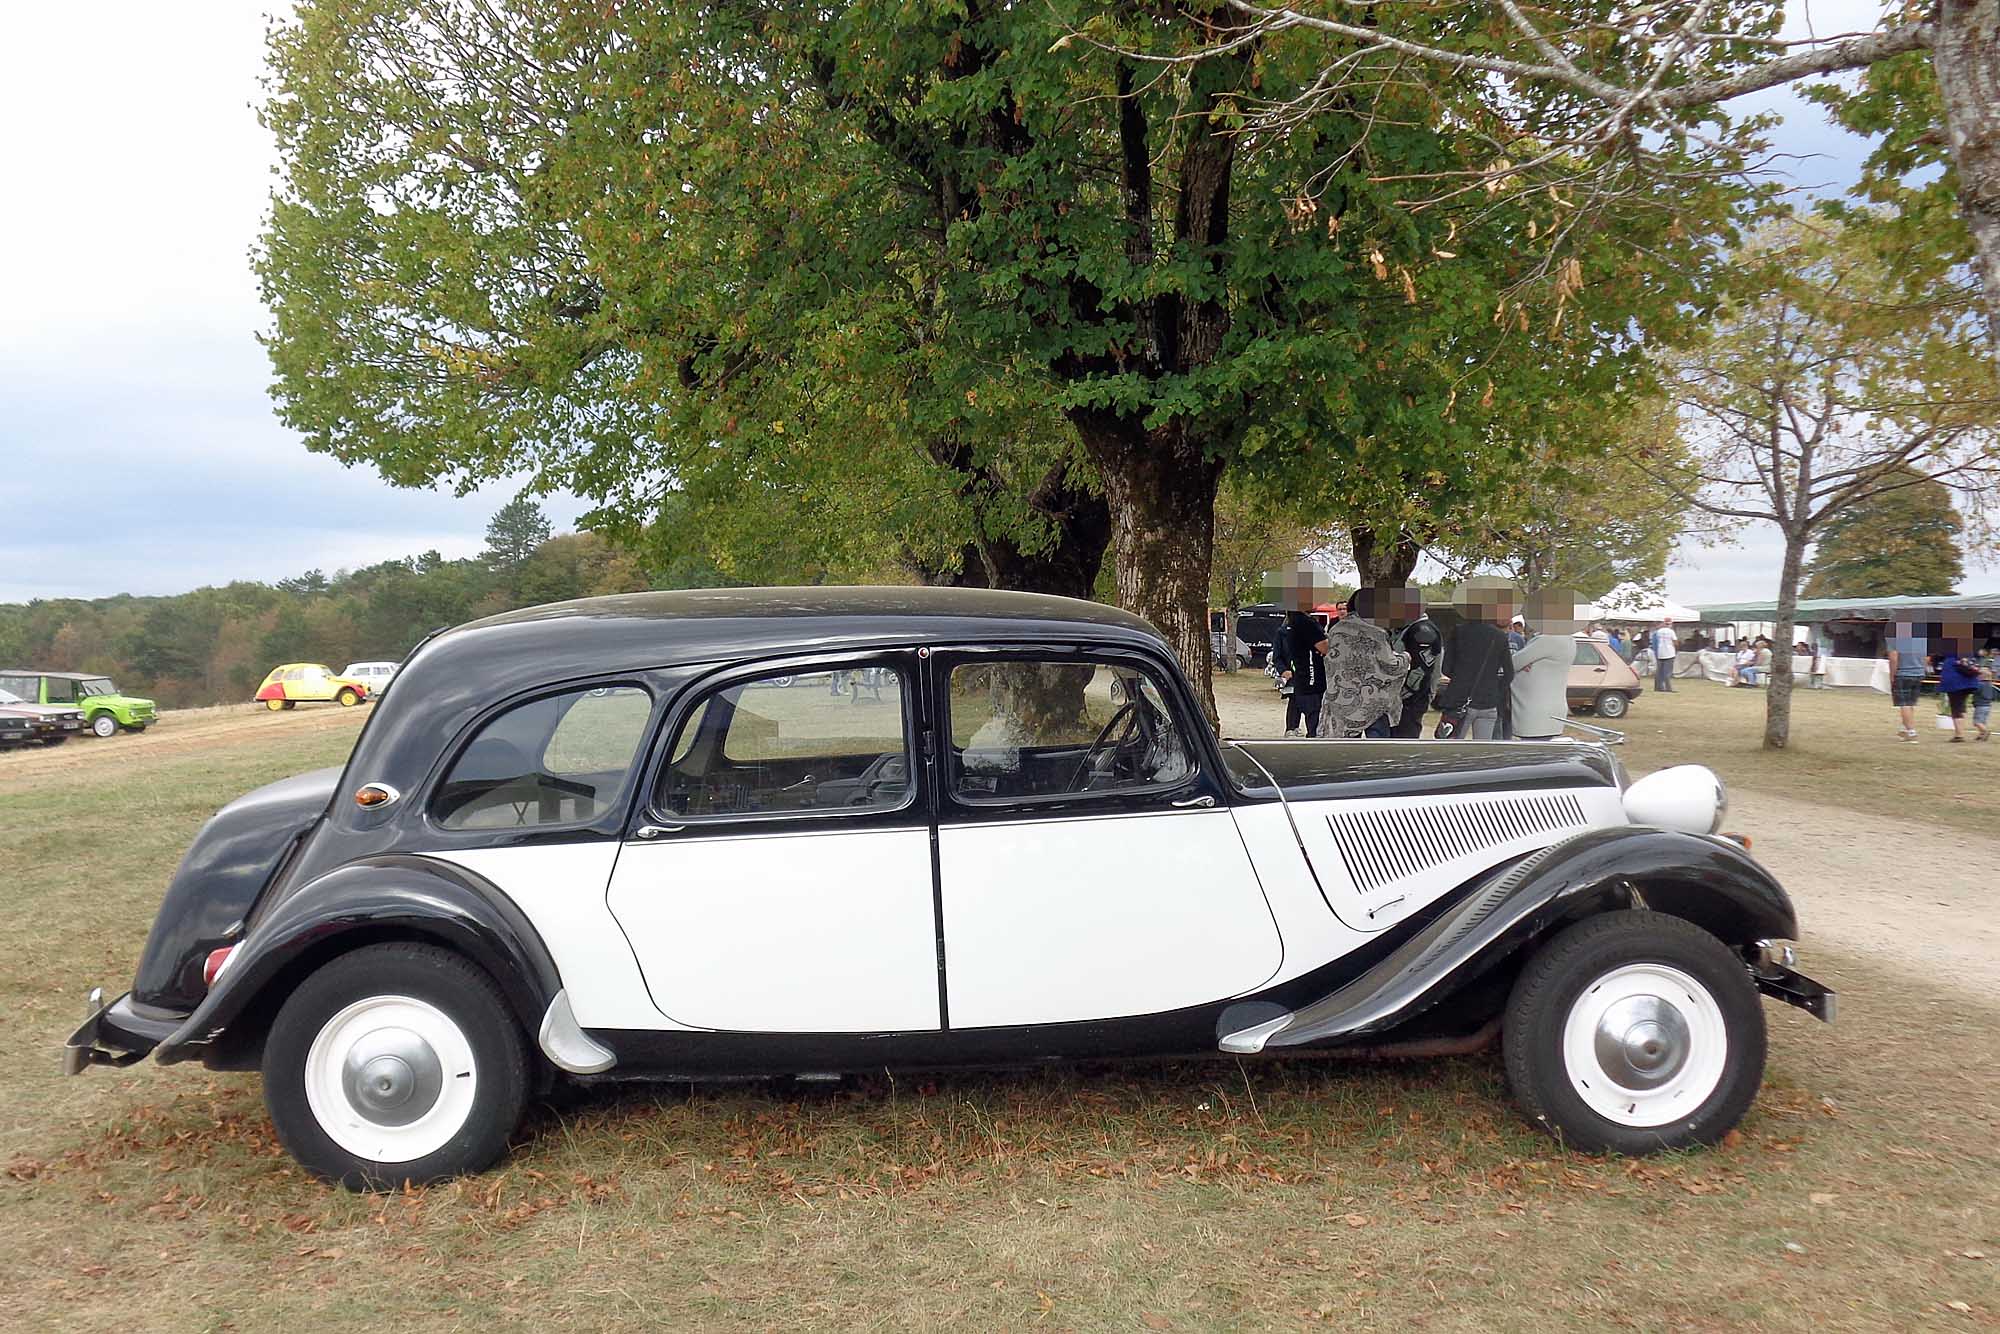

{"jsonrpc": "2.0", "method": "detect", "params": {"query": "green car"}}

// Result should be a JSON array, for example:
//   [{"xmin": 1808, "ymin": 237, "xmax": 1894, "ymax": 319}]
[{"xmin": 0, "ymin": 670, "xmax": 157, "ymax": 737}]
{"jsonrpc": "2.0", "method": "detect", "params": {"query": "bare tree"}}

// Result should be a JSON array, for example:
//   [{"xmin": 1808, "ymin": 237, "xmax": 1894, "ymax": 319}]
[
  {"xmin": 1649, "ymin": 217, "xmax": 2000, "ymax": 749},
  {"xmin": 1108, "ymin": 0, "xmax": 2000, "ymax": 342}
]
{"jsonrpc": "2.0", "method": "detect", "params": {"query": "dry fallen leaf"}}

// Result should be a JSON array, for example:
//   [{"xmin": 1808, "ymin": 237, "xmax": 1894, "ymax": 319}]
[{"xmin": 1809, "ymin": 1192, "xmax": 1837, "ymax": 1205}]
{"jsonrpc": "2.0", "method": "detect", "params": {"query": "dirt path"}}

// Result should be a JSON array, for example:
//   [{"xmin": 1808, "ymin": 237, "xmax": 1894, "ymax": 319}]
[
  {"xmin": 0, "ymin": 702, "xmax": 367, "ymax": 788},
  {"xmin": 1210, "ymin": 669, "xmax": 2000, "ymax": 996}
]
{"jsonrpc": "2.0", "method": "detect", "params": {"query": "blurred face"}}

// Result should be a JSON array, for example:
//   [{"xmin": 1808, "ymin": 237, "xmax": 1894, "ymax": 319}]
[
  {"xmin": 1266, "ymin": 560, "xmax": 1329, "ymax": 613},
  {"xmin": 1524, "ymin": 588, "xmax": 1580, "ymax": 636}
]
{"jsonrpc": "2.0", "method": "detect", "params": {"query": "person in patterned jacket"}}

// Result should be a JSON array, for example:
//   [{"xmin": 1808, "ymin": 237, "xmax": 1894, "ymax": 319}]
[{"xmin": 1322, "ymin": 588, "xmax": 1411, "ymax": 739}]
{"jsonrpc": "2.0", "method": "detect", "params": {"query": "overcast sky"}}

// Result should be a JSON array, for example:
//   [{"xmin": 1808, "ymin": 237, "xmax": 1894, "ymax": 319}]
[{"xmin": 0, "ymin": 3, "xmax": 1989, "ymax": 607}]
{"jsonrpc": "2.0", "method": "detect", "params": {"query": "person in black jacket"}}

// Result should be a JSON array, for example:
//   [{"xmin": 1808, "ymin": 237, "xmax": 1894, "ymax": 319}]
[
  {"xmin": 1272, "ymin": 607, "xmax": 1330, "ymax": 736},
  {"xmin": 1436, "ymin": 581, "xmax": 1518, "ymax": 739},
  {"xmin": 1387, "ymin": 588, "xmax": 1443, "ymax": 738}
]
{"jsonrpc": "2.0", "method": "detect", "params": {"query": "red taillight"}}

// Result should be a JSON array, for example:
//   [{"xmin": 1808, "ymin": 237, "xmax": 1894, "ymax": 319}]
[{"xmin": 203, "ymin": 945, "xmax": 237, "ymax": 988}]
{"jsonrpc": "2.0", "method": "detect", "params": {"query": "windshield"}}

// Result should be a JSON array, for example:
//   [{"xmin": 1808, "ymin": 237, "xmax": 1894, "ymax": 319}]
[{"xmin": 78, "ymin": 678, "xmax": 117, "ymax": 697}]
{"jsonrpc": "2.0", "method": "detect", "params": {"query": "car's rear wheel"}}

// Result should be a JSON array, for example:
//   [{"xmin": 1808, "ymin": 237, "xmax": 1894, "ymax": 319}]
[
  {"xmin": 89, "ymin": 713, "xmax": 119, "ymax": 738},
  {"xmin": 1503, "ymin": 910, "xmax": 1764, "ymax": 1155},
  {"xmin": 265, "ymin": 698, "xmax": 287, "ymax": 712},
  {"xmin": 1595, "ymin": 690, "xmax": 1631, "ymax": 719},
  {"xmin": 263, "ymin": 943, "xmax": 528, "ymax": 1190},
  {"xmin": 336, "ymin": 688, "xmax": 359, "ymax": 707}
]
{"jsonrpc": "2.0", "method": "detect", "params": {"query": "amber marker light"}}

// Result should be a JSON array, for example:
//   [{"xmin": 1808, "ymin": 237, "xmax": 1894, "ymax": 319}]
[{"xmin": 354, "ymin": 783, "xmax": 400, "ymax": 809}]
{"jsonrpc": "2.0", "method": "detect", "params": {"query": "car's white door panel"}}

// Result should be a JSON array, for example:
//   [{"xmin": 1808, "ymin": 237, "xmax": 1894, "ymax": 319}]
[
  {"xmin": 938, "ymin": 809, "xmax": 1282, "ymax": 1029},
  {"xmin": 427, "ymin": 843, "xmax": 676, "ymax": 1031},
  {"xmin": 606, "ymin": 826, "xmax": 941, "ymax": 1033},
  {"xmin": 1284, "ymin": 786, "xmax": 1626, "ymax": 933}
]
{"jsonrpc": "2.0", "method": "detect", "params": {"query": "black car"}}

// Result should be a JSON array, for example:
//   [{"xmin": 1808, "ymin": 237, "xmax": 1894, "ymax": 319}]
[{"xmin": 67, "ymin": 588, "xmax": 1832, "ymax": 1188}]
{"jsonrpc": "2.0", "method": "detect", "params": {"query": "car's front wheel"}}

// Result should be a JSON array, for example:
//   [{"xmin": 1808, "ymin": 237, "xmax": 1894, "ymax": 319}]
[
  {"xmin": 336, "ymin": 688, "xmax": 360, "ymax": 707},
  {"xmin": 89, "ymin": 713, "xmax": 119, "ymax": 738},
  {"xmin": 263, "ymin": 943, "xmax": 528, "ymax": 1189},
  {"xmin": 1594, "ymin": 690, "xmax": 1631, "ymax": 719},
  {"xmin": 1503, "ymin": 910, "xmax": 1764, "ymax": 1155}
]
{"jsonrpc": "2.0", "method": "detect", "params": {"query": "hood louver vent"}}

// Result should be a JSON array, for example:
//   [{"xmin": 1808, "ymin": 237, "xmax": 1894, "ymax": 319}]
[{"xmin": 1327, "ymin": 792, "xmax": 1589, "ymax": 897}]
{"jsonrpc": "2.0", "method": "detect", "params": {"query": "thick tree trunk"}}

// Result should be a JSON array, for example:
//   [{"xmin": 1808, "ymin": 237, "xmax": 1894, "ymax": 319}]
[
  {"xmin": 909, "ymin": 448, "xmax": 1111, "ymax": 599},
  {"xmin": 1763, "ymin": 534, "xmax": 1807, "ymax": 750},
  {"xmin": 1935, "ymin": 0, "xmax": 2000, "ymax": 345},
  {"xmin": 1350, "ymin": 524, "xmax": 1423, "ymax": 586},
  {"xmin": 1073, "ymin": 415, "xmax": 1224, "ymax": 726}
]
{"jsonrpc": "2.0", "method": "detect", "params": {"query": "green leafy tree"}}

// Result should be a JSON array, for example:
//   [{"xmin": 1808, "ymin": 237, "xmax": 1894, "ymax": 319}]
[
  {"xmin": 482, "ymin": 497, "xmax": 555, "ymax": 574},
  {"xmin": 1803, "ymin": 467, "xmax": 1966, "ymax": 598},
  {"xmin": 259, "ymin": 1, "xmax": 1737, "ymax": 718}
]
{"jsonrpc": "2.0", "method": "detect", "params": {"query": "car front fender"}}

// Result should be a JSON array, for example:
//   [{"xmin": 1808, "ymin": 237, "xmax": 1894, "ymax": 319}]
[
  {"xmin": 1222, "ymin": 825, "xmax": 1798, "ymax": 1052},
  {"xmin": 153, "ymin": 854, "xmax": 562, "ymax": 1066}
]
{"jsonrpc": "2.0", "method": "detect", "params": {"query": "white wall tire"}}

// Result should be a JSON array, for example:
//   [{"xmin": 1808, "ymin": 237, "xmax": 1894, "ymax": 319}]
[
  {"xmin": 264, "ymin": 943, "xmax": 528, "ymax": 1189},
  {"xmin": 89, "ymin": 713, "xmax": 119, "ymax": 738},
  {"xmin": 1504, "ymin": 910, "xmax": 1765, "ymax": 1155}
]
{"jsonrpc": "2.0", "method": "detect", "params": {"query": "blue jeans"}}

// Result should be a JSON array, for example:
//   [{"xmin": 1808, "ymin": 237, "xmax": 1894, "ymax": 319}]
[{"xmin": 1654, "ymin": 656, "xmax": 1674, "ymax": 691}]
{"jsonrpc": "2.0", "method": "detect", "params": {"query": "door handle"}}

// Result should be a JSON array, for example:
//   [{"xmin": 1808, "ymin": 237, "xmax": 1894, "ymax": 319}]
[
  {"xmin": 1172, "ymin": 795, "xmax": 1216, "ymax": 809},
  {"xmin": 633, "ymin": 823, "xmax": 682, "ymax": 840}
]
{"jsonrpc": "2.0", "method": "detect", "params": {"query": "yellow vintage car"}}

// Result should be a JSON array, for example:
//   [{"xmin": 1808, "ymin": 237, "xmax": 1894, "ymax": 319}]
[{"xmin": 254, "ymin": 663, "xmax": 370, "ymax": 711}]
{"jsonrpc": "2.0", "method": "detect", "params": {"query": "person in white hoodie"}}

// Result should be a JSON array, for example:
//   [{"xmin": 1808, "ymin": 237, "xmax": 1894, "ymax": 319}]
[{"xmin": 1510, "ymin": 589, "xmax": 1581, "ymax": 741}]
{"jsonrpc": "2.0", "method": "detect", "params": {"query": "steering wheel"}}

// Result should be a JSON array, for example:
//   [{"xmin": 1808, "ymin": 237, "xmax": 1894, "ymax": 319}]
[{"xmin": 1064, "ymin": 699, "xmax": 1156, "ymax": 793}]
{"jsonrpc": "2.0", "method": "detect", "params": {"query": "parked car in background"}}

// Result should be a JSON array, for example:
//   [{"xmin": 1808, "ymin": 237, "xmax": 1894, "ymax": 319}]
[
  {"xmin": 1568, "ymin": 637, "xmax": 1643, "ymax": 719},
  {"xmin": 0, "ymin": 670, "xmax": 155, "ymax": 737},
  {"xmin": 255, "ymin": 663, "xmax": 370, "ymax": 711},
  {"xmin": 0, "ymin": 703, "xmax": 60, "ymax": 748},
  {"xmin": 0, "ymin": 687, "xmax": 85, "ymax": 745},
  {"xmin": 1233, "ymin": 603, "xmax": 1285, "ymax": 666},
  {"xmin": 340, "ymin": 661, "xmax": 400, "ymax": 697},
  {"xmin": 69, "ymin": 587, "xmax": 1832, "ymax": 1189}
]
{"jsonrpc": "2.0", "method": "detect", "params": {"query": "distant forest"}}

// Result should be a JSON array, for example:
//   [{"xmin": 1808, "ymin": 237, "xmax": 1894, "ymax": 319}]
[{"xmin": 0, "ymin": 501, "xmax": 729, "ymax": 710}]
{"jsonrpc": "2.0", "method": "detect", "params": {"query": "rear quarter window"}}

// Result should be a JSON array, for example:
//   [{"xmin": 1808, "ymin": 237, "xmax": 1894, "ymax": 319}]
[{"xmin": 434, "ymin": 685, "xmax": 654, "ymax": 831}]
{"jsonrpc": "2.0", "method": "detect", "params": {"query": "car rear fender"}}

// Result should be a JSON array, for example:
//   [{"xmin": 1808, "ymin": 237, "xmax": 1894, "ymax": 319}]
[
  {"xmin": 1223, "ymin": 825, "xmax": 1798, "ymax": 1051},
  {"xmin": 153, "ymin": 854, "xmax": 561, "ymax": 1067}
]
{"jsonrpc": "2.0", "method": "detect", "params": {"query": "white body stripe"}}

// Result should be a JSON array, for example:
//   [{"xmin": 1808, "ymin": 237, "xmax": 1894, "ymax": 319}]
[{"xmin": 937, "ymin": 809, "xmax": 1282, "ymax": 1029}]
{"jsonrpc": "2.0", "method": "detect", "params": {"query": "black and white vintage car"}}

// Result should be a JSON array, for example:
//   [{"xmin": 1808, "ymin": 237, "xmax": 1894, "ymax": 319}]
[{"xmin": 66, "ymin": 589, "xmax": 1833, "ymax": 1187}]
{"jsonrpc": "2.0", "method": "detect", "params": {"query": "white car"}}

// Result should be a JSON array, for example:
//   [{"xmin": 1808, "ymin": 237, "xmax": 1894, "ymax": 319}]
[
  {"xmin": 340, "ymin": 661, "xmax": 400, "ymax": 697},
  {"xmin": 68, "ymin": 588, "xmax": 1833, "ymax": 1189}
]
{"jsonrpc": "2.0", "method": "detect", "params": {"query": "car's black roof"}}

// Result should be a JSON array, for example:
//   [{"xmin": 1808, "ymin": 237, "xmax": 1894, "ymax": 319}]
[{"xmin": 342, "ymin": 587, "xmax": 1170, "ymax": 793}]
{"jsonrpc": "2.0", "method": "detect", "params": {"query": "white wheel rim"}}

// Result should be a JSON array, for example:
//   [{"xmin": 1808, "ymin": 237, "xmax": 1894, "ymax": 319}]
[
  {"xmin": 304, "ymin": 995, "xmax": 478, "ymax": 1163},
  {"xmin": 1561, "ymin": 963, "xmax": 1727, "ymax": 1128}
]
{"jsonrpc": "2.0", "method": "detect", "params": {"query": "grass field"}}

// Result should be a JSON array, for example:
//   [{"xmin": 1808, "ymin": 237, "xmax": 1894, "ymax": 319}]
[{"xmin": 3, "ymin": 705, "xmax": 1996, "ymax": 1330}]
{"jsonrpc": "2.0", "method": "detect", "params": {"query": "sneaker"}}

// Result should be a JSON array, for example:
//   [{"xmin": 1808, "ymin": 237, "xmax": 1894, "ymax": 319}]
[
  {"xmin": 1284, "ymin": 728, "xmax": 1302, "ymax": 738},
  {"xmin": 1907, "ymin": 732, "xmax": 1921, "ymax": 743}
]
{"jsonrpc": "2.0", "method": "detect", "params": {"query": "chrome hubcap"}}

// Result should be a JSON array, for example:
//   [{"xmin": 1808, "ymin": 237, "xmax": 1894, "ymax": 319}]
[
  {"xmin": 340, "ymin": 1027, "xmax": 443, "ymax": 1126},
  {"xmin": 1592, "ymin": 995, "xmax": 1690, "ymax": 1090}
]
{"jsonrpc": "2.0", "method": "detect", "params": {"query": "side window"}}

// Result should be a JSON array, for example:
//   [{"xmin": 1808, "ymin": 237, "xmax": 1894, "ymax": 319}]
[
  {"xmin": 947, "ymin": 659, "xmax": 1193, "ymax": 802},
  {"xmin": 0, "ymin": 674, "xmax": 33, "ymax": 699},
  {"xmin": 435, "ymin": 685, "xmax": 652, "ymax": 831},
  {"xmin": 657, "ymin": 666, "xmax": 910, "ymax": 819},
  {"xmin": 43, "ymin": 677, "xmax": 76, "ymax": 703},
  {"xmin": 1573, "ymin": 641, "xmax": 1602, "ymax": 667}
]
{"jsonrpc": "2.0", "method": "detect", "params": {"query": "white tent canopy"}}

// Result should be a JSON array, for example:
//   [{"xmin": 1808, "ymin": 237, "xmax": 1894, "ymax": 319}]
[{"xmin": 1581, "ymin": 584, "xmax": 1702, "ymax": 624}]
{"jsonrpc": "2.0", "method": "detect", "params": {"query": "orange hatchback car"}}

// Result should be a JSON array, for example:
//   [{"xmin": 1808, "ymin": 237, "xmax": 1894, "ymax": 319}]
[{"xmin": 1567, "ymin": 637, "xmax": 1642, "ymax": 719}]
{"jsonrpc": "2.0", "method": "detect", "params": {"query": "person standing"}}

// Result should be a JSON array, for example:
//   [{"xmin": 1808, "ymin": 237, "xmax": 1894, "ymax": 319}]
[
  {"xmin": 1606, "ymin": 627, "xmax": 1626, "ymax": 660},
  {"xmin": 1510, "ymin": 592, "xmax": 1579, "ymax": 741},
  {"xmin": 1437, "ymin": 583, "xmax": 1517, "ymax": 739},
  {"xmin": 1388, "ymin": 592, "xmax": 1444, "ymax": 738},
  {"xmin": 1938, "ymin": 634, "xmax": 1983, "ymax": 743},
  {"xmin": 1886, "ymin": 620, "xmax": 1928, "ymax": 743},
  {"xmin": 1650, "ymin": 618, "xmax": 1679, "ymax": 692},
  {"xmin": 1273, "ymin": 605, "xmax": 1329, "ymax": 737},
  {"xmin": 1972, "ymin": 644, "xmax": 1997, "ymax": 741},
  {"xmin": 1323, "ymin": 589, "xmax": 1411, "ymax": 739}
]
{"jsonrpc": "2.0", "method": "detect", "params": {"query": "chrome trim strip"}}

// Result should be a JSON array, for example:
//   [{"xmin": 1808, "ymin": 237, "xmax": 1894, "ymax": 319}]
[{"xmin": 537, "ymin": 989, "xmax": 616, "ymax": 1074}]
